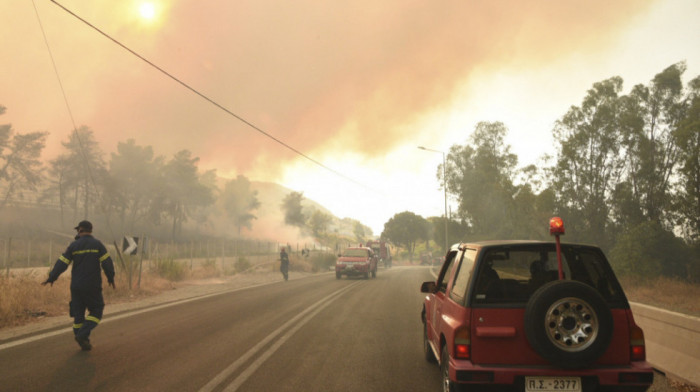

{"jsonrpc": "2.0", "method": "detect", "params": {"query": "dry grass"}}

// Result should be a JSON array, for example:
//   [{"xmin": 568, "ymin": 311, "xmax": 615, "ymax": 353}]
[
  {"xmin": 0, "ymin": 253, "xmax": 313, "ymax": 330},
  {"xmin": 619, "ymin": 275, "xmax": 700, "ymax": 317},
  {"xmin": 289, "ymin": 255, "xmax": 314, "ymax": 272},
  {"xmin": 0, "ymin": 270, "xmax": 71, "ymax": 328},
  {"xmin": 0, "ymin": 267, "xmax": 185, "ymax": 329}
]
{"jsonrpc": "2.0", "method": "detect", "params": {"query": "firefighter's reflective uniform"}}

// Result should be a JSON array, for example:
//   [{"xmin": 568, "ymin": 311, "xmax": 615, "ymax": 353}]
[{"xmin": 46, "ymin": 234, "xmax": 115, "ymax": 341}]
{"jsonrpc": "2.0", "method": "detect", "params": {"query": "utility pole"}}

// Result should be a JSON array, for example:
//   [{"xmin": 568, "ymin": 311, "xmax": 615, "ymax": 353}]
[{"xmin": 418, "ymin": 146, "xmax": 449, "ymax": 254}]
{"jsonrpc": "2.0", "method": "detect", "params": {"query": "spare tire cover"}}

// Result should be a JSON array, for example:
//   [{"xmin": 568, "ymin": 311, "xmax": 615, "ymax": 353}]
[{"xmin": 524, "ymin": 280, "xmax": 613, "ymax": 368}]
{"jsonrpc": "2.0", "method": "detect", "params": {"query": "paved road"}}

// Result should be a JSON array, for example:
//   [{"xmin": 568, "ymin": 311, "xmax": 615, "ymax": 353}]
[{"xmin": 0, "ymin": 266, "xmax": 441, "ymax": 392}]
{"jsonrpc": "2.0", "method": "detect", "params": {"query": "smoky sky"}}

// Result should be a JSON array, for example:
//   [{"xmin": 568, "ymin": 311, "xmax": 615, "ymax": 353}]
[{"xmin": 2, "ymin": 0, "xmax": 654, "ymax": 180}]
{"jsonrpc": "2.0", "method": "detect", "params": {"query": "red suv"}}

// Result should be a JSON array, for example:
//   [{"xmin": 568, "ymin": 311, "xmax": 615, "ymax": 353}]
[
  {"xmin": 420, "ymin": 218, "xmax": 653, "ymax": 392},
  {"xmin": 336, "ymin": 247, "xmax": 377, "ymax": 279}
]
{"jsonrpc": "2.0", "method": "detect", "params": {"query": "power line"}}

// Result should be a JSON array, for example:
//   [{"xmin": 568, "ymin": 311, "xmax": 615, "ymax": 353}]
[
  {"xmin": 32, "ymin": 0, "xmax": 77, "ymax": 132},
  {"xmin": 32, "ymin": 0, "xmax": 127, "ymax": 244},
  {"xmin": 32, "ymin": 0, "xmax": 105, "ymax": 218},
  {"xmin": 49, "ymin": 0, "xmax": 372, "ymax": 191}
]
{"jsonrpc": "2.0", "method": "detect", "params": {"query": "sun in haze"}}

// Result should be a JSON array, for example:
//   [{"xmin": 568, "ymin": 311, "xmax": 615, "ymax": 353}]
[{"xmin": 138, "ymin": 1, "xmax": 157, "ymax": 21}]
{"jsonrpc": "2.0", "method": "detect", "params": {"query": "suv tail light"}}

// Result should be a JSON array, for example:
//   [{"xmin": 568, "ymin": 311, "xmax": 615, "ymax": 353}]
[
  {"xmin": 630, "ymin": 325, "xmax": 646, "ymax": 361},
  {"xmin": 454, "ymin": 327, "xmax": 471, "ymax": 359}
]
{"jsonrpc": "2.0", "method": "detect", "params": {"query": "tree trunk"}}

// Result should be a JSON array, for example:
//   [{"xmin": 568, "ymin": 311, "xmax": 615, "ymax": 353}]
[{"xmin": 83, "ymin": 179, "xmax": 89, "ymax": 219}]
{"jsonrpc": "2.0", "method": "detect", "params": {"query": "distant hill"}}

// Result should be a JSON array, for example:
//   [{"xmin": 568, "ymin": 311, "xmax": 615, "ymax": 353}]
[
  {"xmin": 248, "ymin": 181, "xmax": 372, "ymax": 242},
  {"xmin": 250, "ymin": 181, "xmax": 334, "ymax": 221}
]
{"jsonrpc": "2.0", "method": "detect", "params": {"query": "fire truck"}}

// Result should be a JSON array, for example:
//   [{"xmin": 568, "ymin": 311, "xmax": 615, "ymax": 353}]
[{"xmin": 366, "ymin": 240, "xmax": 392, "ymax": 268}]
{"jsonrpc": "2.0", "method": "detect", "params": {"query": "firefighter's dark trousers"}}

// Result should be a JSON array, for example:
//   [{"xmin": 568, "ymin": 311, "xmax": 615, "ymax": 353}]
[
  {"xmin": 70, "ymin": 288, "xmax": 104, "ymax": 340},
  {"xmin": 280, "ymin": 262, "xmax": 289, "ymax": 281}
]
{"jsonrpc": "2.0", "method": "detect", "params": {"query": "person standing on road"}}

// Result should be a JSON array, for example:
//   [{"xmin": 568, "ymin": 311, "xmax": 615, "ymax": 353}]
[
  {"xmin": 42, "ymin": 220, "xmax": 116, "ymax": 351},
  {"xmin": 280, "ymin": 247, "xmax": 289, "ymax": 281}
]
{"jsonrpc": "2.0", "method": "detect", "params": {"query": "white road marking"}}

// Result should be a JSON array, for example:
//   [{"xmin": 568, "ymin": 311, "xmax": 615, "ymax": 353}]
[
  {"xmin": 0, "ymin": 280, "xmax": 280, "ymax": 351},
  {"xmin": 198, "ymin": 281, "xmax": 364, "ymax": 392}
]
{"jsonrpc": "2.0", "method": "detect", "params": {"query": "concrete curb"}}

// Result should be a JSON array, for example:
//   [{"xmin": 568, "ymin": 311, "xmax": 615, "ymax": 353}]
[{"xmin": 631, "ymin": 302, "xmax": 700, "ymax": 387}]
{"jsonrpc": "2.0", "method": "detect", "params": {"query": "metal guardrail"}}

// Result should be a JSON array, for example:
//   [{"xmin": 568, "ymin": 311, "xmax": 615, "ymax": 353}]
[{"xmin": 630, "ymin": 302, "xmax": 700, "ymax": 387}]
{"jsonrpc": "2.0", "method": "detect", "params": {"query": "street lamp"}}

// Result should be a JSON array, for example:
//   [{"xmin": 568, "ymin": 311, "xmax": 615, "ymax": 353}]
[{"xmin": 418, "ymin": 146, "xmax": 449, "ymax": 255}]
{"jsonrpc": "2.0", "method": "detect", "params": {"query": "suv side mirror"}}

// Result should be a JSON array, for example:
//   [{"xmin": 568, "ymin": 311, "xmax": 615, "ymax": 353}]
[{"xmin": 420, "ymin": 281, "xmax": 436, "ymax": 293}]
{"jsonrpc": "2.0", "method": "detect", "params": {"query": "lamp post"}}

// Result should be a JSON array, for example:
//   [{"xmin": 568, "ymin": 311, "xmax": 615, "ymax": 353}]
[{"xmin": 418, "ymin": 146, "xmax": 449, "ymax": 255}]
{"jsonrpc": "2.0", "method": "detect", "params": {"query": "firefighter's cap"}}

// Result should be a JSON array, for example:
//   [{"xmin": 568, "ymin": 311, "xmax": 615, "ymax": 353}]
[{"xmin": 74, "ymin": 220, "xmax": 93, "ymax": 232}]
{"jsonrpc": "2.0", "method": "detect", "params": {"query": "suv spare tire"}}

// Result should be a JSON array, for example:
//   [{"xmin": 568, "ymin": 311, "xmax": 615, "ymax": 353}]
[{"xmin": 524, "ymin": 280, "xmax": 613, "ymax": 369}]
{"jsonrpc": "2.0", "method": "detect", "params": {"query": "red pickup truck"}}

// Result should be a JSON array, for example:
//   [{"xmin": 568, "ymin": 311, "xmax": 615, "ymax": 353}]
[
  {"xmin": 336, "ymin": 246, "xmax": 377, "ymax": 279},
  {"xmin": 420, "ymin": 218, "xmax": 653, "ymax": 392}
]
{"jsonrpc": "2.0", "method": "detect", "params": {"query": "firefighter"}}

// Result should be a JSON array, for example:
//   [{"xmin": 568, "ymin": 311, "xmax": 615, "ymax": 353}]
[
  {"xmin": 42, "ymin": 220, "xmax": 116, "ymax": 351},
  {"xmin": 280, "ymin": 247, "xmax": 289, "ymax": 281}
]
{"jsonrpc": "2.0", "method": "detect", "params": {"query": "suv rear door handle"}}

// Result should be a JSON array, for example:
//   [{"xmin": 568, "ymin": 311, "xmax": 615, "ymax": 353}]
[{"xmin": 475, "ymin": 326, "xmax": 516, "ymax": 338}]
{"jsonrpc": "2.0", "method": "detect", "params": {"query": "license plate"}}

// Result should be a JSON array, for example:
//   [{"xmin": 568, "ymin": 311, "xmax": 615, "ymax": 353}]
[{"xmin": 525, "ymin": 377, "xmax": 581, "ymax": 392}]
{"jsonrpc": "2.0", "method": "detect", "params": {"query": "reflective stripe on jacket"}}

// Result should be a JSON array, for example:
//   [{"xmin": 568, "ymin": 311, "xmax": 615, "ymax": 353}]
[{"xmin": 48, "ymin": 235, "xmax": 116, "ymax": 289}]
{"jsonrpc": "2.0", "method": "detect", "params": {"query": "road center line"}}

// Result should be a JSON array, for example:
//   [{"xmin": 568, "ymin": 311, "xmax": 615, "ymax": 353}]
[{"xmin": 198, "ymin": 281, "xmax": 363, "ymax": 392}]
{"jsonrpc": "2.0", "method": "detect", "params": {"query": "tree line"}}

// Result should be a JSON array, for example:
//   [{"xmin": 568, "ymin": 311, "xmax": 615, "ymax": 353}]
[
  {"xmin": 380, "ymin": 62, "xmax": 699, "ymax": 282},
  {"xmin": 0, "ymin": 107, "xmax": 373, "ymax": 246},
  {"xmin": 0, "ymin": 114, "xmax": 261, "ymax": 240}
]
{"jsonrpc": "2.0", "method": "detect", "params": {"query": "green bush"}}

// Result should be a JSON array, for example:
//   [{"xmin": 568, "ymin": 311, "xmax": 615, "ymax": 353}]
[
  {"xmin": 202, "ymin": 258, "xmax": 217, "ymax": 270},
  {"xmin": 310, "ymin": 252, "xmax": 336, "ymax": 272},
  {"xmin": 235, "ymin": 256, "xmax": 251, "ymax": 273},
  {"xmin": 399, "ymin": 250, "xmax": 413, "ymax": 262},
  {"xmin": 152, "ymin": 258, "xmax": 187, "ymax": 281},
  {"xmin": 610, "ymin": 221, "xmax": 691, "ymax": 280},
  {"xmin": 688, "ymin": 245, "xmax": 700, "ymax": 283}
]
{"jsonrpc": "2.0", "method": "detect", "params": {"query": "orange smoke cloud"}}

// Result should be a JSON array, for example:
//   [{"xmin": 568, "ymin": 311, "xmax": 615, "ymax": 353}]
[{"xmin": 3, "ymin": 0, "xmax": 655, "ymax": 178}]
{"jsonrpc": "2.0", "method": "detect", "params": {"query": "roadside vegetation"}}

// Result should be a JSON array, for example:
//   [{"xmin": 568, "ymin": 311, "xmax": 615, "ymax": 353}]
[
  {"xmin": 0, "ymin": 250, "xmax": 329, "ymax": 329},
  {"xmin": 620, "ymin": 276, "xmax": 700, "ymax": 317},
  {"xmin": 0, "ymin": 267, "xmax": 173, "ymax": 329},
  {"xmin": 381, "ymin": 63, "xmax": 699, "ymax": 287}
]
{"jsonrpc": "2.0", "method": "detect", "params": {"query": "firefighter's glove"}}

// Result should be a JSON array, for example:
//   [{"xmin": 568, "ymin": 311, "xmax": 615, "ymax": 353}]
[
  {"xmin": 41, "ymin": 279, "xmax": 53, "ymax": 287},
  {"xmin": 108, "ymin": 281, "xmax": 116, "ymax": 289}
]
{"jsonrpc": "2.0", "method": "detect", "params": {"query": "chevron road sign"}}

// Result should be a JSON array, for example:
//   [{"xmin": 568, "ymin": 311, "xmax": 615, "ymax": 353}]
[{"xmin": 122, "ymin": 236, "xmax": 138, "ymax": 255}]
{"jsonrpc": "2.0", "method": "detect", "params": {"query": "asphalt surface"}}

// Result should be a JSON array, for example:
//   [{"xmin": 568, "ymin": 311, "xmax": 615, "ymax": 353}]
[
  {"xmin": 0, "ymin": 266, "xmax": 689, "ymax": 392},
  {"xmin": 0, "ymin": 266, "xmax": 441, "ymax": 392}
]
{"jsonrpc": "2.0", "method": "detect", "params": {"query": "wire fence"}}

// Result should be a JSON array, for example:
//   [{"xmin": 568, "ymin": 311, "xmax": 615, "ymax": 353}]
[{"xmin": 1, "ymin": 236, "xmax": 326, "ymax": 278}]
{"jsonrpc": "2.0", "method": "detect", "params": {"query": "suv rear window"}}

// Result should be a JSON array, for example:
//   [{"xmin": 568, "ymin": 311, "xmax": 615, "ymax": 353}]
[
  {"xmin": 468, "ymin": 245, "xmax": 625, "ymax": 306},
  {"xmin": 342, "ymin": 249, "xmax": 368, "ymax": 257}
]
